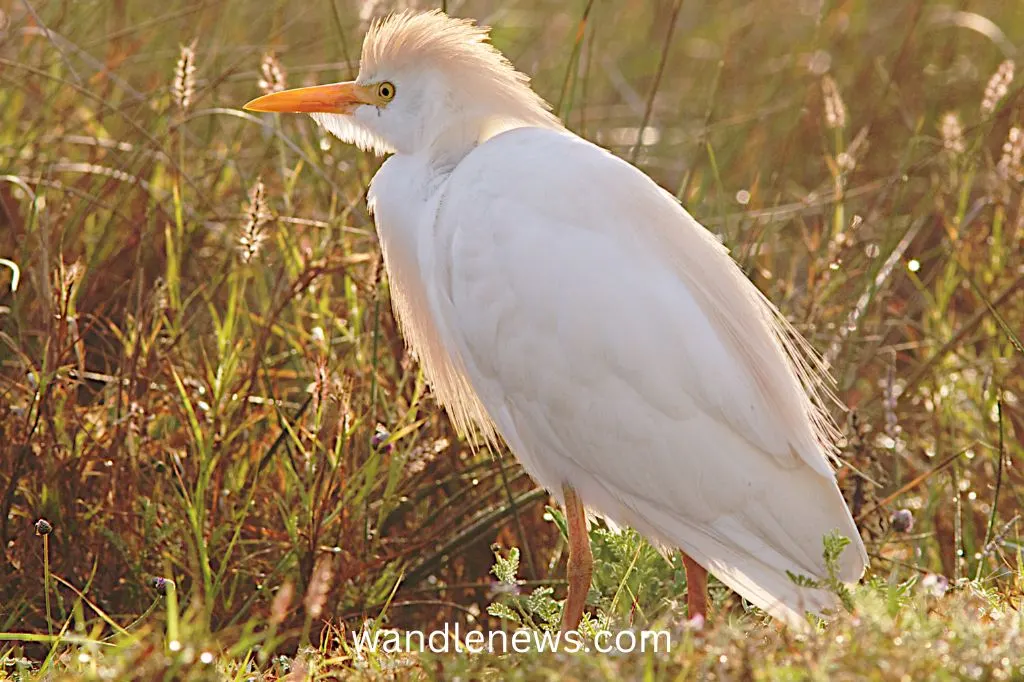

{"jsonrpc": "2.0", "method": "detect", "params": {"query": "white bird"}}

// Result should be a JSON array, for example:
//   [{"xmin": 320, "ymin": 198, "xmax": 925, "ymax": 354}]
[{"xmin": 244, "ymin": 9, "xmax": 867, "ymax": 631}]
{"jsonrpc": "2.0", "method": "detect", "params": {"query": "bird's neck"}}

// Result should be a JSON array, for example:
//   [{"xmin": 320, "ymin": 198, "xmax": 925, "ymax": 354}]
[
  {"xmin": 421, "ymin": 125, "xmax": 480, "ymax": 174},
  {"xmin": 422, "ymin": 115, "xmax": 544, "ymax": 174}
]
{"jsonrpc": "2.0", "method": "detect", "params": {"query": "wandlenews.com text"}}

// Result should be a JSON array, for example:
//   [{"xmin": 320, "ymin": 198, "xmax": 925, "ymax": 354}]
[{"xmin": 351, "ymin": 623, "xmax": 672, "ymax": 655}]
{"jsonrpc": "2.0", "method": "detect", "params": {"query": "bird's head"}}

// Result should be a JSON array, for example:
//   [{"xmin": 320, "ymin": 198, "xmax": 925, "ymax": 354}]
[{"xmin": 244, "ymin": 10, "xmax": 562, "ymax": 157}]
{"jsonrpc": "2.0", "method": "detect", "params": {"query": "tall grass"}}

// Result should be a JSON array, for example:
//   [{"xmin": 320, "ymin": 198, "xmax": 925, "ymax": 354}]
[{"xmin": 0, "ymin": 0, "xmax": 1022, "ymax": 678}]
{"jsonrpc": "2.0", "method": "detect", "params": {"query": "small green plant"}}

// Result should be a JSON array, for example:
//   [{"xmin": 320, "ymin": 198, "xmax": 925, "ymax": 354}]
[
  {"xmin": 588, "ymin": 524, "xmax": 688, "ymax": 623},
  {"xmin": 487, "ymin": 546, "xmax": 563, "ymax": 632},
  {"xmin": 786, "ymin": 530, "xmax": 856, "ymax": 613},
  {"xmin": 488, "ymin": 507, "xmax": 691, "ymax": 634}
]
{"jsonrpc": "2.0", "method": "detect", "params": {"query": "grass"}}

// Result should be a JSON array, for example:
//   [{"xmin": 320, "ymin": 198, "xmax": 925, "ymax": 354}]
[{"xmin": 0, "ymin": 0, "xmax": 1022, "ymax": 679}]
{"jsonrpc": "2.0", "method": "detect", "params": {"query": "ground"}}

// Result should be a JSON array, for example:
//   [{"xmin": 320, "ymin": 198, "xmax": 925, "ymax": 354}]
[{"xmin": 0, "ymin": 0, "xmax": 1022, "ymax": 679}]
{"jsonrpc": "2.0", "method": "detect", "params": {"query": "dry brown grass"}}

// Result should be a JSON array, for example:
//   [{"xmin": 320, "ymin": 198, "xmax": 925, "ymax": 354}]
[{"xmin": 0, "ymin": 0, "xmax": 1022, "ymax": 678}]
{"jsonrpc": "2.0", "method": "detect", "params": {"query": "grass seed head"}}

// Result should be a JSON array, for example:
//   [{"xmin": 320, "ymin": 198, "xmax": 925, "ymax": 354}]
[
  {"xmin": 238, "ymin": 178, "xmax": 271, "ymax": 263},
  {"xmin": 258, "ymin": 51, "xmax": 287, "ymax": 94},
  {"xmin": 368, "ymin": 252, "xmax": 384, "ymax": 295},
  {"xmin": 53, "ymin": 259, "xmax": 83, "ymax": 316},
  {"xmin": 270, "ymin": 581, "xmax": 294, "ymax": 625},
  {"xmin": 997, "ymin": 126, "xmax": 1024, "ymax": 182},
  {"xmin": 150, "ymin": 276, "xmax": 169, "ymax": 316},
  {"xmin": 939, "ymin": 112, "xmax": 966, "ymax": 156},
  {"xmin": 822, "ymin": 75, "xmax": 847, "ymax": 129},
  {"xmin": 981, "ymin": 59, "xmax": 1014, "ymax": 118},
  {"xmin": 304, "ymin": 556, "xmax": 334, "ymax": 620},
  {"xmin": 172, "ymin": 40, "xmax": 198, "ymax": 112}
]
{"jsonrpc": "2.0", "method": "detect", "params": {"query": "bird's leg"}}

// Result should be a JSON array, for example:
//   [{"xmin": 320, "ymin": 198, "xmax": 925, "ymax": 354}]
[
  {"xmin": 681, "ymin": 551, "xmax": 708, "ymax": 621},
  {"xmin": 560, "ymin": 484, "xmax": 593, "ymax": 633}
]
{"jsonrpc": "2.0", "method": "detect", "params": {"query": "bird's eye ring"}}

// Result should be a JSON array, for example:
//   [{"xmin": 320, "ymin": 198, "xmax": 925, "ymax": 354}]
[{"xmin": 377, "ymin": 81, "xmax": 396, "ymax": 102}]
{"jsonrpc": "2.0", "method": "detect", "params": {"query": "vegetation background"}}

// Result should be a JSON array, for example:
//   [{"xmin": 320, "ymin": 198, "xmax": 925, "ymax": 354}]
[{"xmin": 0, "ymin": 0, "xmax": 1022, "ymax": 679}]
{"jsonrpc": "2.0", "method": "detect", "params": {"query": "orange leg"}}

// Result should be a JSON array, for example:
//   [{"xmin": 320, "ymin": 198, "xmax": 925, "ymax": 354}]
[
  {"xmin": 560, "ymin": 484, "xmax": 593, "ymax": 633},
  {"xmin": 681, "ymin": 551, "xmax": 708, "ymax": 620}
]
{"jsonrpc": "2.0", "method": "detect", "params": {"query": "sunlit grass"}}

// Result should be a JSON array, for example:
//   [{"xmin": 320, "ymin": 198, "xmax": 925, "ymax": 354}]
[{"xmin": 1, "ymin": 0, "xmax": 1022, "ymax": 679}]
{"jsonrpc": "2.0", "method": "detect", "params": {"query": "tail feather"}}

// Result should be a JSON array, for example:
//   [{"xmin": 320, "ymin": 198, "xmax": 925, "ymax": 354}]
[
  {"xmin": 612, "ymin": 488, "xmax": 866, "ymax": 631},
  {"xmin": 677, "ymin": 523, "xmax": 843, "ymax": 631}
]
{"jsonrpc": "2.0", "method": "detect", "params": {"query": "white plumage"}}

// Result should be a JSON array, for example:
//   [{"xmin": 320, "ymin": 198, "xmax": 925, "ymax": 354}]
[{"xmin": 245, "ymin": 9, "xmax": 867, "ymax": 630}]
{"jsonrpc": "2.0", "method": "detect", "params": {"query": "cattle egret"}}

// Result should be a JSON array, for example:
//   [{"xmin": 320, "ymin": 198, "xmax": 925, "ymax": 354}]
[{"xmin": 244, "ymin": 10, "xmax": 867, "ymax": 631}]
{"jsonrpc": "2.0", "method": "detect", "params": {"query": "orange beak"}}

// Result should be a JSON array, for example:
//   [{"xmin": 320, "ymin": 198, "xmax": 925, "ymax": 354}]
[{"xmin": 243, "ymin": 81, "xmax": 373, "ymax": 114}]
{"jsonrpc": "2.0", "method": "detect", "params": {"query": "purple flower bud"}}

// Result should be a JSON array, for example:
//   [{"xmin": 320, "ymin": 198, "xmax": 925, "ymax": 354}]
[
  {"xmin": 890, "ymin": 509, "xmax": 914, "ymax": 533},
  {"xmin": 150, "ymin": 577, "xmax": 175, "ymax": 594},
  {"xmin": 922, "ymin": 573, "xmax": 948, "ymax": 598},
  {"xmin": 371, "ymin": 426, "xmax": 392, "ymax": 453}
]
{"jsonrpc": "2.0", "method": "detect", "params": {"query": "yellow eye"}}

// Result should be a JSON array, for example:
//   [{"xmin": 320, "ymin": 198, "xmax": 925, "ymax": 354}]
[{"xmin": 377, "ymin": 81, "xmax": 396, "ymax": 102}]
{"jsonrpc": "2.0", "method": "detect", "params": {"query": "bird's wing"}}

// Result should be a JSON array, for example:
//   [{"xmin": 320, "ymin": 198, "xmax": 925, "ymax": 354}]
[
  {"xmin": 419, "ymin": 127, "xmax": 866, "ymax": 625},
  {"xmin": 430, "ymin": 126, "xmax": 838, "ymax": 476}
]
